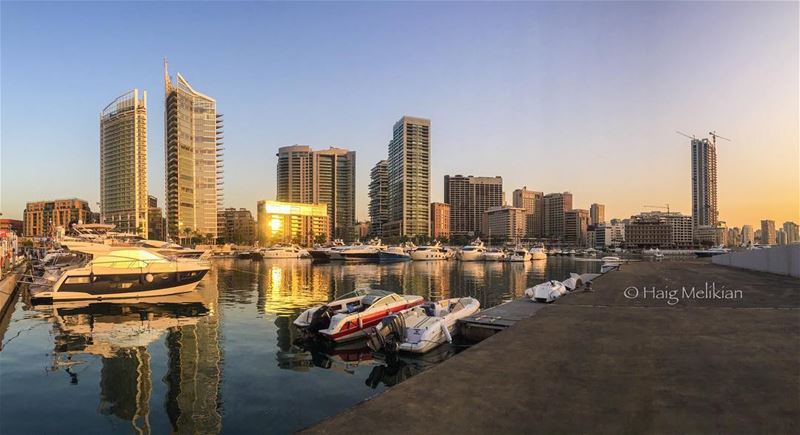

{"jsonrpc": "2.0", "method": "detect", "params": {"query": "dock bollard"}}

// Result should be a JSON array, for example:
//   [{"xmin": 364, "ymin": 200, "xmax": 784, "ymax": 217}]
[{"xmin": 584, "ymin": 281, "xmax": 594, "ymax": 292}]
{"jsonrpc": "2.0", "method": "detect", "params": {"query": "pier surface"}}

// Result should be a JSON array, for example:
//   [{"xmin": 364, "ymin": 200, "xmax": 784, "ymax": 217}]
[{"xmin": 301, "ymin": 261, "xmax": 800, "ymax": 434}]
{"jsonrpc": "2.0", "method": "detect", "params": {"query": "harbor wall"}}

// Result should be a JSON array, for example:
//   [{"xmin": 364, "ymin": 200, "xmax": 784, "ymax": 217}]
[{"xmin": 712, "ymin": 244, "xmax": 800, "ymax": 278}]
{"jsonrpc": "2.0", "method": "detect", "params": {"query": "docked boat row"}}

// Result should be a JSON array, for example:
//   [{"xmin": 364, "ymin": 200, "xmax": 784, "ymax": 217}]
[
  {"xmin": 293, "ymin": 288, "xmax": 481, "ymax": 354},
  {"xmin": 455, "ymin": 239, "xmax": 547, "ymax": 262}
]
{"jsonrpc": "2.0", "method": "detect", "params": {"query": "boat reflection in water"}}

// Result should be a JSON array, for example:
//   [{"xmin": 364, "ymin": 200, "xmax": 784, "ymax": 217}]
[{"xmin": 41, "ymin": 269, "xmax": 222, "ymax": 435}]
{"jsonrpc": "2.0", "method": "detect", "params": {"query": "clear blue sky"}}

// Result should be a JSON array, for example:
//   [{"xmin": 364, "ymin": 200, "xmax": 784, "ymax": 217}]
[{"xmin": 1, "ymin": 1, "xmax": 797, "ymax": 227}]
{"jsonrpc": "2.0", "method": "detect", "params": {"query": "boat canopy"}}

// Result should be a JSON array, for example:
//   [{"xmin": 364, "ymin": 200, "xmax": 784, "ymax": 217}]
[{"xmin": 90, "ymin": 249, "xmax": 170, "ymax": 268}]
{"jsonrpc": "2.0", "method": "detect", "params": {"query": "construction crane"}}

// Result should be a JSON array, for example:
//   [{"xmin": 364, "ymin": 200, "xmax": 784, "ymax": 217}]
[
  {"xmin": 708, "ymin": 130, "xmax": 731, "ymax": 145},
  {"xmin": 644, "ymin": 204, "xmax": 670, "ymax": 213},
  {"xmin": 676, "ymin": 131, "xmax": 696, "ymax": 140}
]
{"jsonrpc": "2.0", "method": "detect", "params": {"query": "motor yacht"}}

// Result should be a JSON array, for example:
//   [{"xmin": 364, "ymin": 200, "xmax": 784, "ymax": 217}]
[
  {"xmin": 456, "ymin": 238, "xmax": 486, "ymax": 261},
  {"xmin": 529, "ymin": 245, "xmax": 547, "ymax": 261},
  {"xmin": 378, "ymin": 246, "xmax": 411, "ymax": 262},
  {"xmin": 293, "ymin": 289, "xmax": 424, "ymax": 342},
  {"xmin": 507, "ymin": 246, "xmax": 531, "ymax": 262},
  {"xmin": 340, "ymin": 239, "xmax": 387, "ymax": 262},
  {"xmin": 367, "ymin": 297, "xmax": 480, "ymax": 354},
  {"xmin": 263, "ymin": 244, "xmax": 304, "ymax": 259},
  {"xmin": 29, "ymin": 247, "xmax": 210, "ymax": 302},
  {"xmin": 483, "ymin": 249, "xmax": 507, "ymax": 261},
  {"xmin": 694, "ymin": 246, "xmax": 730, "ymax": 258},
  {"xmin": 409, "ymin": 242, "xmax": 450, "ymax": 261}
]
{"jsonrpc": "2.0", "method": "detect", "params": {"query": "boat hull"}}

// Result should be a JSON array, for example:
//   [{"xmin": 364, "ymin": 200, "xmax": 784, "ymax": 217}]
[
  {"xmin": 457, "ymin": 251, "xmax": 485, "ymax": 261},
  {"xmin": 32, "ymin": 269, "xmax": 208, "ymax": 302},
  {"xmin": 410, "ymin": 251, "xmax": 447, "ymax": 261},
  {"xmin": 378, "ymin": 252, "xmax": 410, "ymax": 262}
]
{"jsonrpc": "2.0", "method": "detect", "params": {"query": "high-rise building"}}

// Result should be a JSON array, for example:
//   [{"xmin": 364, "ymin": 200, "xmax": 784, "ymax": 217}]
[
  {"xmin": 594, "ymin": 222, "xmax": 625, "ymax": 248},
  {"xmin": 0, "ymin": 219, "xmax": 23, "ymax": 235},
  {"xmin": 430, "ymin": 202, "xmax": 451, "ymax": 239},
  {"xmin": 543, "ymin": 192, "xmax": 573, "ymax": 240},
  {"xmin": 625, "ymin": 211, "xmax": 693, "ymax": 248},
  {"xmin": 741, "ymin": 224, "xmax": 755, "ymax": 246},
  {"xmin": 100, "ymin": 89, "xmax": 148, "ymax": 237},
  {"xmin": 217, "ymin": 208, "xmax": 255, "ymax": 245},
  {"xmin": 368, "ymin": 160, "xmax": 389, "ymax": 237},
  {"xmin": 760, "ymin": 220, "xmax": 776, "ymax": 245},
  {"xmin": 776, "ymin": 229, "xmax": 787, "ymax": 245},
  {"xmin": 565, "ymin": 209, "xmax": 590, "ymax": 246},
  {"xmin": 257, "ymin": 200, "xmax": 329, "ymax": 246},
  {"xmin": 589, "ymin": 203, "xmax": 605, "ymax": 226},
  {"xmin": 276, "ymin": 145, "xmax": 356, "ymax": 240},
  {"xmin": 726, "ymin": 227, "xmax": 742, "ymax": 247},
  {"xmin": 164, "ymin": 61, "xmax": 224, "ymax": 241},
  {"xmin": 23, "ymin": 198, "xmax": 95, "ymax": 237},
  {"xmin": 512, "ymin": 187, "xmax": 544, "ymax": 239},
  {"xmin": 386, "ymin": 116, "xmax": 430, "ymax": 238},
  {"xmin": 691, "ymin": 137, "xmax": 718, "ymax": 228},
  {"xmin": 445, "ymin": 175, "xmax": 503, "ymax": 237},
  {"xmin": 356, "ymin": 221, "xmax": 370, "ymax": 240},
  {"xmin": 147, "ymin": 196, "xmax": 165, "ymax": 241},
  {"xmin": 482, "ymin": 206, "xmax": 527, "ymax": 242},
  {"xmin": 782, "ymin": 221, "xmax": 799, "ymax": 244}
]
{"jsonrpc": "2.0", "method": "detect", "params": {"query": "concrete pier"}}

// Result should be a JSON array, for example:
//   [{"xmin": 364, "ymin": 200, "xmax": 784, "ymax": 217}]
[{"xmin": 301, "ymin": 261, "xmax": 800, "ymax": 434}]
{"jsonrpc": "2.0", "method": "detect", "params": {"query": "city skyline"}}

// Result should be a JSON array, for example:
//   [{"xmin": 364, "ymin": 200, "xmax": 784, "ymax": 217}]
[{"xmin": 1, "ymin": 2, "xmax": 798, "ymax": 228}]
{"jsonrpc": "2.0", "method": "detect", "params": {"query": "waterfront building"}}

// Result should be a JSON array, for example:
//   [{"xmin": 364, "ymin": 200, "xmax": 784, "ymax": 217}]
[
  {"xmin": 782, "ymin": 221, "xmax": 799, "ymax": 244},
  {"xmin": 755, "ymin": 229, "xmax": 763, "ymax": 243},
  {"xmin": 217, "ymin": 208, "xmax": 255, "ymax": 245},
  {"xmin": 430, "ymin": 202, "xmax": 451, "ymax": 240},
  {"xmin": 760, "ymin": 220, "xmax": 776, "ymax": 245},
  {"xmin": 594, "ymin": 222, "xmax": 625, "ymax": 248},
  {"xmin": 564, "ymin": 209, "xmax": 590, "ymax": 246},
  {"xmin": 385, "ymin": 116, "xmax": 430, "ymax": 238},
  {"xmin": 589, "ymin": 203, "xmax": 605, "ymax": 226},
  {"xmin": 741, "ymin": 224, "xmax": 755, "ymax": 246},
  {"xmin": 512, "ymin": 187, "xmax": 544, "ymax": 239},
  {"xmin": 696, "ymin": 225, "xmax": 726, "ymax": 246},
  {"xmin": 0, "ymin": 219, "xmax": 23, "ymax": 236},
  {"xmin": 256, "ymin": 200, "xmax": 329, "ymax": 246},
  {"xmin": 776, "ymin": 229, "xmax": 787, "ymax": 245},
  {"xmin": 625, "ymin": 211, "xmax": 693, "ymax": 248},
  {"xmin": 368, "ymin": 160, "xmax": 389, "ymax": 237},
  {"xmin": 356, "ymin": 221, "xmax": 370, "ymax": 240},
  {"xmin": 100, "ymin": 89, "xmax": 149, "ymax": 237},
  {"xmin": 164, "ymin": 61, "xmax": 224, "ymax": 241},
  {"xmin": 727, "ymin": 227, "xmax": 742, "ymax": 247},
  {"xmin": 147, "ymin": 196, "xmax": 166, "ymax": 241},
  {"xmin": 691, "ymin": 137, "xmax": 719, "ymax": 228},
  {"xmin": 23, "ymin": 198, "xmax": 95, "ymax": 237},
  {"xmin": 445, "ymin": 175, "xmax": 503, "ymax": 238},
  {"xmin": 543, "ymin": 192, "xmax": 573, "ymax": 241},
  {"xmin": 276, "ymin": 145, "xmax": 356, "ymax": 241},
  {"xmin": 481, "ymin": 206, "xmax": 526, "ymax": 242}
]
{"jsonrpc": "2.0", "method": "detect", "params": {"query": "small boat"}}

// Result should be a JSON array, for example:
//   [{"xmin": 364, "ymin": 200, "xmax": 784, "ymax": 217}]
[
  {"xmin": 378, "ymin": 246, "xmax": 411, "ymax": 262},
  {"xmin": 483, "ymin": 249, "xmax": 507, "ymax": 261},
  {"xmin": 529, "ymin": 245, "xmax": 547, "ymax": 261},
  {"xmin": 293, "ymin": 289, "xmax": 424, "ymax": 342},
  {"xmin": 549, "ymin": 248, "xmax": 562, "ymax": 256},
  {"xmin": 29, "ymin": 248, "xmax": 210, "ymax": 302},
  {"xmin": 456, "ymin": 238, "xmax": 486, "ymax": 261},
  {"xmin": 507, "ymin": 246, "xmax": 531, "ymax": 262},
  {"xmin": 694, "ymin": 246, "xmax": 730, "ymax": 258},
  {"xmin": 584, "ymin": 248, "xmax": 598, "ymax": 258},
  {"xmin": 263, "ymin": 244, "xmax": 303, "ymax": 259},
  {"xmin": 366, "ymin": 297, "xmax": 481, "ymax": 354},
  {"xmin": 525, "ymin": 280, "xmax": 568, "ymax": 303},
  {"xmin": 409, "ymin": 242, "xmax": 449, "ymax": 261},
  {"xmin": 600, "ymin": 256, "xmax": 622, "ymax": 273},
  {"xmin": 236, "ymin": 251, "xmax": 253, "ymax": 260},
  {"xmin": 250, "ymin": 250, "xmax": 264, "ymax": 260}
]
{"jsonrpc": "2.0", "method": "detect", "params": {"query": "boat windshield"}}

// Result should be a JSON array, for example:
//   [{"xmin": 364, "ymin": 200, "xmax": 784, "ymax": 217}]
[{"xmin": 91, "ymin": 250, "xmax": 170, "ymax": 268}]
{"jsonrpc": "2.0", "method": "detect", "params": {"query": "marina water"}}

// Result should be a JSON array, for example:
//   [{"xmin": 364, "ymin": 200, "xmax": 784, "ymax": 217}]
[{"xmin": 0, "ymin": 257, "xmax": 600, "ymax": 434}]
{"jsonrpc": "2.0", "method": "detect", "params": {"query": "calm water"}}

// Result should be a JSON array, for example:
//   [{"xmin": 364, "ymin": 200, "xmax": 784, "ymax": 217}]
[{"xmin": 0, "ymin": 257, "xmax": 599, "ymax": 434}]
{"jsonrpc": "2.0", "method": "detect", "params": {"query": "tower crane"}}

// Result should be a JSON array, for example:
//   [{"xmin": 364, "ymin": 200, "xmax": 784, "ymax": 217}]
[
  {"xmin": 708, "ymin": 131, "xmax": 731, "ymax": 146},
  {"xmin": 676, "ymin": 131, "xmax": 696, "ymax": 140}
]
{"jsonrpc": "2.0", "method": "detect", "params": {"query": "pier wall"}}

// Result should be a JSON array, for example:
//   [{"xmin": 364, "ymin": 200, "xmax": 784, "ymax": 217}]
[{"xmin": 712, "ymin": 244, "xmax": 800, "ymax": 278}]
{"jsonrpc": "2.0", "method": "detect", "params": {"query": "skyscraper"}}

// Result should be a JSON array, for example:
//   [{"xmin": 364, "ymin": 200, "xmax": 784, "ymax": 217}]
[
  {"xmin": 386, "ymin": 116, "xmax": 430, "ymax": 238},
  {"xmin": 782, "ymin": 221, "xmax": 799, "ymax": 244},
  {"xmin": 691, "ymin": 137, "xmax": 718, "ymax": 228},
  {"xmin": 741, "ymin": 224, "xmax": 755, "ymax": 246},
  {"xmin": 276, "ymin": 145, "xmax": 356, "ymax": 240},
  {"xmin": 368, "ymin": 160, "xmax": 389, "ymax": 238},
  {"xmin": 589, "ymin": 203, "xmax": 605, "ymax": 226},
  {"xmin": 445, "ymin": 175, "xmax": 504, "ymax": 237},
  {"xmin": 512, "ymin": 187, "xmax": 544, "ymax": 239},
  {"xmin": 100, "ymin": 89, "xmax": 148, "ymax": 236},
  {"xmin": 430, "ymin": 202, "xmax": 451, "ymax": 239},
  {"xmin": 760, "ymin": 220, "xmax": 776, "ymax": 245},
  {"xmin": 565, "ymin": 209, "xmax": 590, "ymax": 246},
  {"xmin": 164, "ymin": 61, "xmax": 224, "ymax": 241},
  {"xmin": 543, "ymin": 192, "xmax": 573, "ymax": 240}
]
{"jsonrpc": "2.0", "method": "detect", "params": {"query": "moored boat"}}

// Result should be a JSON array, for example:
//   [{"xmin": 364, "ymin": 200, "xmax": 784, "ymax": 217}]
[
  {"xmin": 524, "ymin": 280, "xmax": 569, "ymax": 303},
  {"xmin": 263, "ymin": 244, "xmax": 304, "ymax": 259},
  {"xmin": 456, "ymin": 238, "xmax": 486, "ymax": 261},
  {"xmin": 294, "ymin": 289, "xmax": 424, "ymax": 342},
  {"xmin": 507, "ymin": 246, "xmax": 531, "ymax": 262},
  {"xmin": 529, "ymin": 245, "xmax": 547, "ymax": 260},
  {"xmin": 378, "ymin": 246, "xmax": 411, "ymax": 262},
  {"xmin": 340, "ymin": 239, "xmax": 387, "ymax": 262},
  {"xmin": 409, "ymin": 242, "xmax": 450, "ymax": 261},
  {"xmin": 483, "ymin": 249, "xmax": 507, "ymax": 261},
  {"xmin": 367, "ymin": 297, "xmax": 480, "ymax": 354}
]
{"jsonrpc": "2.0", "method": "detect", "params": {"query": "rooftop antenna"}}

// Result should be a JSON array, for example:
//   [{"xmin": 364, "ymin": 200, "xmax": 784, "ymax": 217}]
[{"xmin": 163, "ymin": 57, "xmax": 171, "ymax": 93}]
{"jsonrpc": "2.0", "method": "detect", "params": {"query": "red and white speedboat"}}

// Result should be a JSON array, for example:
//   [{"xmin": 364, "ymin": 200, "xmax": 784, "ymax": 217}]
[{"xmin": 293, "ymin": 289, "xmax": 424, "ymax": 342}]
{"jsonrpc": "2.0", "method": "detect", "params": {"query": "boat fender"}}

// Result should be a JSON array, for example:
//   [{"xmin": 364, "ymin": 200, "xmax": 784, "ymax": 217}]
[
  {"xmin": 358, "ymin": 316, "xmax": 363, "ymax": 329},
  {"xmin": 440, "ymin": 321, "xmax": 452, "ymax": 343},
  {"xmin": 145, "ymin": 273, "xmax": 154, "ymax": 283}
]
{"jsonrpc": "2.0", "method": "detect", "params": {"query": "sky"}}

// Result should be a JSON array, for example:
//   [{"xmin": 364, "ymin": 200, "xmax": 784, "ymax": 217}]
[{"xmin": 1, "ymin": 1, "xmax": 798, "ymax": 228}]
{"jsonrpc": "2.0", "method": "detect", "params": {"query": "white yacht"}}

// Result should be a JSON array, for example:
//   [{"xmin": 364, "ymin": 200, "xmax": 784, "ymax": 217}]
[
  {"xmin": 456, "ymin": 239, "xmax": 486, "ymax": 261},
  {"xmin": 30, "ymin": 247, "xmax": 210, "ymax": 302},
  {"xmin": 340, "ymin": 239, "xmax": 387, "ymax": 262},
  {"xmin": 483, "ymin": 249, "xmax": 507, "ymax": 261},
  {"xmin": 507, "ymin": 246, "xmax": 531, "ymax": 262},
  {"xmin": 410, "ymin": 242, "xmax": 450, "ymax": 261},
  {"xmin": 529, "ymin": 245, "xmax": 547, "ymax": 261},
  {"xmin": 263, "ymin": 244, "xmax": 304, "ymax": 259}
]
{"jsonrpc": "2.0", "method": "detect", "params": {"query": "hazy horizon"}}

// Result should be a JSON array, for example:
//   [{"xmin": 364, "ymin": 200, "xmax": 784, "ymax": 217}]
[{"xmin": 1, "ymin": 1, "xmax": 798, "ymax": 228}]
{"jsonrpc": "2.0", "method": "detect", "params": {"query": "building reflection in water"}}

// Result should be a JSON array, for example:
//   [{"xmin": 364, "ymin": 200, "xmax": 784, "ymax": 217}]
[{"xmin": 45, "ymin": 266, "xmax": 222, "ymax": 435}]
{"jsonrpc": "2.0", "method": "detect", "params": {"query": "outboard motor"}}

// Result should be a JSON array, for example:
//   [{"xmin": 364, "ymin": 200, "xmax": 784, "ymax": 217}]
[
  {"xmin": 366, "ymin": 313, "xmax": 406, "ymax": 353},
  {"xmin": 308, "ymin": 305, "xmax": 334, "ymax": 333}
]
